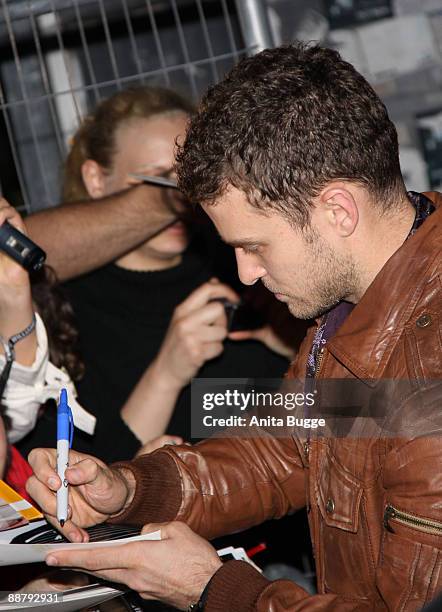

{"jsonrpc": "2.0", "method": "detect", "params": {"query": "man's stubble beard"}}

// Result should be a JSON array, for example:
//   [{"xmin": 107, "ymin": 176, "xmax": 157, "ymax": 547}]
[{"xmin": 286, "ymin": 228, "xmax": 359, "ymax": 320}]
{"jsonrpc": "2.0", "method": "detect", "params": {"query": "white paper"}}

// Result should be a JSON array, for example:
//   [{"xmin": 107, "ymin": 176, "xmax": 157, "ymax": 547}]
[
  {"xmin": 0, "ymin": 526, "xmax": 262, "ymax": 610},
  {"xmin": 0, "ymin": 528, "xmax": 161, "ymax": 566},
  {"xmin": 217, "ymin": 545, "xmax": 263, "ymax": 573}
]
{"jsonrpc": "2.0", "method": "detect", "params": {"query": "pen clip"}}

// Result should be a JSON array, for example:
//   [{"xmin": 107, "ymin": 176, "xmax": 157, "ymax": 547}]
[{"xmin": 68, "ymin": 404, "xmax": 74, "ymax": 448}]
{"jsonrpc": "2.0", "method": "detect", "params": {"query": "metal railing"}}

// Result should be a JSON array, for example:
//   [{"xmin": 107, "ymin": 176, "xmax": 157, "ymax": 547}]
[{"xmin": 0, "ymin": 0, "xmax": 269, "ymax": 212}]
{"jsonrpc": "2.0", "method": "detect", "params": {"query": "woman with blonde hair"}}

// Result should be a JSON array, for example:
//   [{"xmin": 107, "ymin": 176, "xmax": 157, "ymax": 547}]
[{"xmin": 18, "ymin": 86, "xmax": 290, "ymax": 463}]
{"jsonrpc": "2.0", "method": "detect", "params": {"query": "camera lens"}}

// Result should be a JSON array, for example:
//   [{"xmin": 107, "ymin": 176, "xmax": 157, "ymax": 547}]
[{"xmin": 23, "ymin": 248, "xmax": 46, "ymax": 272}]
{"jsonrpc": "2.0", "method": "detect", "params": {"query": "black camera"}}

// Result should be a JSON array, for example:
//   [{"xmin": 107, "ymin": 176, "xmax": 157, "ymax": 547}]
[
  {"xmin": 0, "ymin": 221, "xmax": 46, "ymax": 272},
  {"xmin": 213, "ymin": 298, "xmax": 265, "ymax": 332}
]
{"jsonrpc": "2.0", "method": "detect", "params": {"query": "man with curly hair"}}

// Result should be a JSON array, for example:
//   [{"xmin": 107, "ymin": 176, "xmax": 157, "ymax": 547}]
[{"xmin": 27, "ymin": 44, "xmax": 442, "ymax": 611}]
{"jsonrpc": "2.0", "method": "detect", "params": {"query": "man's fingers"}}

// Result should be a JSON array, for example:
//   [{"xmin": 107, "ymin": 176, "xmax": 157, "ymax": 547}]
[
  {"xmin": 48, "ymin": 515, "xmax": 89, "ymax": 544},
  {"xmin": 28, "ymin": 448, "xmax": 104, "ymax": 489},
  {"xmin": 46, "ymin": 541, "xmax": 143, "ymax": 571},
  {"xmin": 23, "ymin": 477, "xmax": 88, "ymax": 543},
  {"xmin": 60, "ymin": 512, "xmax": 90, "ymax": 543},
  {"xmin": 26, "ymin": 474, "xmax": 58, "ymax": 514},
  {"xmin": 25, "ymin": 475, "xmax": 76, "ymax": 536},
  {"xmin": 28, "ymin": 455, "xmax": 102, "ymax": 491},
  {"xmin": 27, "ymin": 448, "xmax": 59, "ymax": 488},
  {"xmin": 46, "ymin": 566, "xmax": 143, "ymax": 596},
  {"xmin": 65, "ymin": 457, "xmax": 104, "ymax": 486}
]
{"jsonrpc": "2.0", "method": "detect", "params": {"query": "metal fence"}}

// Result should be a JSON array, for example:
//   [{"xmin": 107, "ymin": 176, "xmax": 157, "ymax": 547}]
[
  {"xmin": 0, "ymin": 0, "xmax": 270, "ymax": 213},
  {"xmin": 1, "ymin": 1, "xmax": 441, "ymax": 213}
]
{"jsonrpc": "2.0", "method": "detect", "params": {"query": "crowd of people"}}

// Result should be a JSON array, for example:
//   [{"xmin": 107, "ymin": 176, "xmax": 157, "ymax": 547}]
[
  {"xmin": 0, "ymin": 79, "xmax": 301, "ymax": 602},
  {"xmin": 0, "ymin": 41, "xmax": 441, "ymax": 611},
  {"xmin": 1, "ymin": 83, "xmax": 297, "ymax": 466}
]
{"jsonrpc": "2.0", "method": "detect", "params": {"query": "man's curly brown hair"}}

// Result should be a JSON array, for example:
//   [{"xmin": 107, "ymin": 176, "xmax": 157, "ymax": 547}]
[{"xmin": 176, "ymin": 43, "xmax": 405, "ymax": 228}]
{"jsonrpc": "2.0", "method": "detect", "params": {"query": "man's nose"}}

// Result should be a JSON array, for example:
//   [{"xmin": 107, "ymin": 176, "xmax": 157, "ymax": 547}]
[{"xmin": 235, "ymin": 248, "xmax": 266, "ymax": 286}]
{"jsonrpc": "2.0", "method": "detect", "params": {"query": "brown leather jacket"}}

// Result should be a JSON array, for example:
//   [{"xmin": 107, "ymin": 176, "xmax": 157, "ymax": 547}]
[{"xmin": 113, "ymin": 192, "xmax": 442, "ymax": 611}]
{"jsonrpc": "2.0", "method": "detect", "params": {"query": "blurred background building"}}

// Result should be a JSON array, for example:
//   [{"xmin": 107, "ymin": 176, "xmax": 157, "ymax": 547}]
[{"xmin": 0, "ymin": 0, "xmax": 441, "ymax": 214}]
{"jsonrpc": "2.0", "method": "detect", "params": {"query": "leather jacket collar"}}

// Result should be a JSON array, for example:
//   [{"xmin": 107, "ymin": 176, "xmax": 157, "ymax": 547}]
[{"xmin": 326, "ymin": 192, "xmax": 441, "ymax": 382}]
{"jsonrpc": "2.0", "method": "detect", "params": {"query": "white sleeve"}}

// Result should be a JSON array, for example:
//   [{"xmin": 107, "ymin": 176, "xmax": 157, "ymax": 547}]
[{"xmin": 1, "ymin": 313, "xmax": 96, "ymax": 444}]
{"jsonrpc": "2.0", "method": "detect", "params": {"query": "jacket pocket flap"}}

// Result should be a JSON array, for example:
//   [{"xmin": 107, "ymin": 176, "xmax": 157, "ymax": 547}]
[{"xmin": 317, "ymin": 453, "xmax": 363, "ymax": 533}]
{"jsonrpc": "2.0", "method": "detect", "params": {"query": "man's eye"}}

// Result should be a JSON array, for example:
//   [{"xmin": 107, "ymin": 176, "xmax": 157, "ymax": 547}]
[{"xmin": 242, "ymin": 245, "xmax": 259, "ymax": 255}]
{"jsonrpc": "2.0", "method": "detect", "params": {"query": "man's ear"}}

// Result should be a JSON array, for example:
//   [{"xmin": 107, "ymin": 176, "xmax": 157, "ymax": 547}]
[
  {"xmin": 319, "ymin": 183, "xmax": 359, "ymax": 237},
  {"xmin": 81, "ymin": 159, "xmax": 106, "ymax": 199}
]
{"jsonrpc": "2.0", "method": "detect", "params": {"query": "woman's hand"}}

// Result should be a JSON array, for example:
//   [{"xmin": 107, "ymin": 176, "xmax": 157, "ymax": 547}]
[
  {"xmin": 135, "ymin": 435, "xmax": 184, "ymax": 457},
  {"xmin": 153, "ymin": 279, "xmax": 239, "ymax": 391},
  {"xmin": 0, "ymin": 199, "xmax": 31, "ymax": 302},
  {"xmin": 19, "ymin": 570, "xmax": 89, "ymax": 593},
  {"xmin": 228, "ymin": 326, "xmax": 296, "ymax": 360},
  {"xmin": 121, "ymin": 279, "xmax": 238, "ymax": 445},
  {"xmin": 121, "ymin": 280, "xmax": 240, "ymax": 445},
  {"xmin": 0, "ymin": 200, "xmax": 36, "ymax": 366}
]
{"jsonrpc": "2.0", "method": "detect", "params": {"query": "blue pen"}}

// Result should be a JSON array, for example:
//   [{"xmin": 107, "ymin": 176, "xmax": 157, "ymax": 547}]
[{"xmin": 56, "ymin": 388, "xmax": 73, "ymax": 527}]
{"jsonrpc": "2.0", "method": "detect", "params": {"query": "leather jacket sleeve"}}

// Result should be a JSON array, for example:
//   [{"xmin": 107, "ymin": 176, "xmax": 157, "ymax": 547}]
[
  {"xmin": 111, "ymin": 379, "xmax": 442, "ymax": 610},
  {"xmin": 111, "ymin": 430, "xmax": 306, "ymax": 539},
  {"xmin": 203, "ymin": 560, "xmax": 370, "ymax": 611},
  {"xmin": 202, "ymin": 433, "xmax": 442, "ymax": 611}
]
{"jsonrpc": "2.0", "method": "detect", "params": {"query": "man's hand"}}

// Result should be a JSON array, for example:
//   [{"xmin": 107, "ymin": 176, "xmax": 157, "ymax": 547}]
[
  {"xmin": 26, "ymin": 184, "xmax": 183, "ymax": 281},
  {"xmin": 26, "ymin": 448, "xmax": 135, "ymax": 543},
  {"xmin": 153, "ymin": 279, "xmax": 239, "ymax": 391},
  {"xmin": 45, "ymin": 521, "xmax": 223, "ymax": 611}
]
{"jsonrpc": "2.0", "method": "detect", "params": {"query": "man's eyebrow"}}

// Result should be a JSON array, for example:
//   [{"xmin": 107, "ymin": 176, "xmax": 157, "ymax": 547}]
[
  {"xmin": 212, "ymin": 226, "xmax": 261, "ymax": 248},
  {"xmin": 224, "ymin": 237, "xmax": 262, "ymax": 248}
]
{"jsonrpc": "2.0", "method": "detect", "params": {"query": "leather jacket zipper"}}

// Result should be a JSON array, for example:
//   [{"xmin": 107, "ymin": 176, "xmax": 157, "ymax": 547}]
[
  {"xmin": 303, "ymin": 349, "xmax": 325, "ymax": 464},
  {"xmin": 315, "ymin": 347, "xmax": 325, "ymax": 377},
  {"xmin": 384, "ymin": 504, "xmax": 442, "ymax": 536},
  {"xmin": 303, "ymin": 441, "xmax": 310, "ymax": 460}
]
